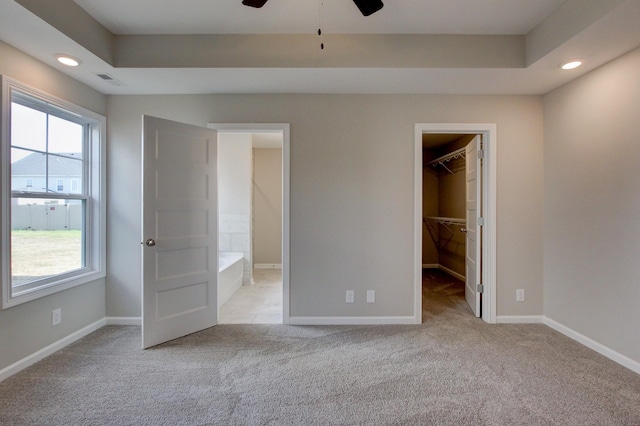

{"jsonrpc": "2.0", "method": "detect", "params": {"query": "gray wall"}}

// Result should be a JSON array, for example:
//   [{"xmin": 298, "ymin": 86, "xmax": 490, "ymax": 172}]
[
  {"xmin": 0, "ymin": 41, "xmax": 106, "ymax": 372},
  {"xmin": 543, "ymin": 46, "xmax": 640, "ymax": 363},
  {"xmin": 106, "ymin": 94, "xmax": 544, "ymax": 319}
]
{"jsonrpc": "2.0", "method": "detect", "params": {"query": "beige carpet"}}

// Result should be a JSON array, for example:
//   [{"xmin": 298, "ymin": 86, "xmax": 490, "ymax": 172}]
[{"xmin": 0, "ymin": 270, "xmax": 639, "ymax": 425}]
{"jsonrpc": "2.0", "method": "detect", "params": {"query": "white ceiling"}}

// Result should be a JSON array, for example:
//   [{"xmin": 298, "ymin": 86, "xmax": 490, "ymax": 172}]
[
  {"xmin": 1, "ymin": 0, "xmax": 640, "ymax": 96},
  {"xmin": 74, "ymin": 0, "xmax": 564, "ymax": 35}
]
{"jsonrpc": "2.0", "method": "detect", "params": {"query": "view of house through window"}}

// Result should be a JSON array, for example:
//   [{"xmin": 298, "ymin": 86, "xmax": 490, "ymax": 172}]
[{"xmin": 10, "ymin": 92, "xmax": 87, "ymax": 288}]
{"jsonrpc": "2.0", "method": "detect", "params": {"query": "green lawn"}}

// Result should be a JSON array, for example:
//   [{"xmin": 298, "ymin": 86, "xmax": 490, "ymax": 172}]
[{"xmin": 11, "ymin": 230, "xmax": 83, "ymax": 285}]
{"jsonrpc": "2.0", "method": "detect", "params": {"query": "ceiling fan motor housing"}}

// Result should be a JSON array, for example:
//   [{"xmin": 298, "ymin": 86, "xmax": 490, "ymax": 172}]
[
  {"xmin": 242, "ymin": 0, "xmax": 269, "ymax": 8},
  {"xmin": 242, "ymin": 0, "xmax": 384, "ymax": 16},
  {"xmin": 352, "ymin": 0, "xmax": 384, "ymax": 16}
]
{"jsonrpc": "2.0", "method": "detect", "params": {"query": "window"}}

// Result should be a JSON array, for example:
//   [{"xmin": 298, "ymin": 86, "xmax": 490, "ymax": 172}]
[{"xmin": 1, "ymin": 77, "xmax": 106, "ymax": 308}]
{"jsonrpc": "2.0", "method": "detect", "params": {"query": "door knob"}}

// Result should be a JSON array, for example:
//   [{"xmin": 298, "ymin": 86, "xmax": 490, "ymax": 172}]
[{"xmin": 145, "ymin": 239, "xmax": 156, "ymax": 247}]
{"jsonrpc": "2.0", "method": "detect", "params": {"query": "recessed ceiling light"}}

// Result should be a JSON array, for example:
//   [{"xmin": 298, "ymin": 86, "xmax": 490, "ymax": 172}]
[
  {"xmin": 560, "ymin": 60, "xmax": 582, "ymax": 70},
  {"xmin": 55, "ymin": 54, "xmax": 81, "ymax": 67}
]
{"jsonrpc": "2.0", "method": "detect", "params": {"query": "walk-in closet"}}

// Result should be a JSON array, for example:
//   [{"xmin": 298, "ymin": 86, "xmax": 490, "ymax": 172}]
[{"xmin": 422, "ymin": 134, "xmax": 477, "ymax": 303}]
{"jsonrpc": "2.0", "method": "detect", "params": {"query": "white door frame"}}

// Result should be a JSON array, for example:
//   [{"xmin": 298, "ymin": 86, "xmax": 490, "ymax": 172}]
[
  {"xmin": 209, "ymin": 123, "xmax": 291, "ymax": 324},
  {"xmin": 414, "ymin": 123, "xmax": 497, "ymax": 324}
]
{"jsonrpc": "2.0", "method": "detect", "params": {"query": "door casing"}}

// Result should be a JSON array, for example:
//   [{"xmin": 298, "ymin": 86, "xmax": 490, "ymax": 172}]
[
  {"xmin": 209, "ymin": 123, "xmax": 291, "ymax": 324},
  {"xmin": 414, "ymin": 123, "xmax": 497, "ymax": 324}
]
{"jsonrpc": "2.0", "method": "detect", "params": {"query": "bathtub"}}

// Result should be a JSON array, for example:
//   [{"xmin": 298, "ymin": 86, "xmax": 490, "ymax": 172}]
[{"xmin": 218, "ymin": 252, "xmax": 244, "ymax": 309}]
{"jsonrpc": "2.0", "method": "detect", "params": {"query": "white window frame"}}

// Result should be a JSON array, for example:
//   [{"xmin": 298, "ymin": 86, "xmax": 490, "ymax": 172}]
[{"xmin": 0, "ymin": 76, "xmax": 106, "ymax": 309}]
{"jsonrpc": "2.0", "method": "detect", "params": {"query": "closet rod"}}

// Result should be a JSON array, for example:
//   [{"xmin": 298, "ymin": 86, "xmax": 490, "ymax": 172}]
[
  {"xmin": 425, "ymin": 147, "xmax": 466, "ymax": 173},
  {"xmin": 424, "ymin": 216, "xmax": 465, "ymax": 226}
]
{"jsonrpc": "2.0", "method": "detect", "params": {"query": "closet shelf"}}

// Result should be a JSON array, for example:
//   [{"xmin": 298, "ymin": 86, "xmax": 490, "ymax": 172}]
[{"xmin": 425, "ymin": 147, "xmax": 466, "ymax": 175}]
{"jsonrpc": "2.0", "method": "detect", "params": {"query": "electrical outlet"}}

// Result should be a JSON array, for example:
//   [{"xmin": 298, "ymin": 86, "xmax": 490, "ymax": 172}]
[
  {"xmin": 366, "ymin": 290, "xmax": 375, "ymax": 303},
  {"xmin": 52, "ymin": 308, "xmax": 62, "ymax": 326},
  {"xmin": 346, "ymin": 290, "xmax": 355, "ymax": 304},
  {"xmin": 516, "ymin": 289, "xmax": 525, "ymax": 302}
]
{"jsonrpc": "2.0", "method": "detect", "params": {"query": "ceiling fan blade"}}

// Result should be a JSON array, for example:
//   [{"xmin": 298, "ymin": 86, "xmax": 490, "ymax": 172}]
[
  {"xmin": 352, "ymin": 0, "xmax": 384, "ymax": 16},
  {"xmin": 242, "ymin": 0, "xmax": 269, "ymax": 8}
]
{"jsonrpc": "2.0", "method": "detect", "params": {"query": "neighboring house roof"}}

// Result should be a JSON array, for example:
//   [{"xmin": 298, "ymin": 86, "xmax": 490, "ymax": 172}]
[{"xmin": 12, "ymin": 152, "xmax": 82, "ymax": 177}]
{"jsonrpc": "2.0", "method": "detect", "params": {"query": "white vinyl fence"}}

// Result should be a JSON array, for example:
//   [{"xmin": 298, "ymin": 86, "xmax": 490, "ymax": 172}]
[{"xmin": 12, "ymin": 204, "xmax": 82, "ymax": 230}]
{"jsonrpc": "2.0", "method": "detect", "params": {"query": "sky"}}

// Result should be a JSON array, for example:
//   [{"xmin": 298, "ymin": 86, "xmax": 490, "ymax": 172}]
[{"xmin": 11, "ymin": 102, "xmax": 83, "ymax": 164}]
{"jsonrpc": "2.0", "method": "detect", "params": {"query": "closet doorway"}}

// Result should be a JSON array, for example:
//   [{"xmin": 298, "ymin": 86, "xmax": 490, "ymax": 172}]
[{"xmin": 414, "ymin": 124, "xmax": 497, "ymax": 324}]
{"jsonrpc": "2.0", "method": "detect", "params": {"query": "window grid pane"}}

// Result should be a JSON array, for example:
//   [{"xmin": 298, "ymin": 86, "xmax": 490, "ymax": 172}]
[
  {"xmin": 10, "ymin": 91, "xmax": 88, "ymax": 289},
  {"xmin": 11, "ymin": 198, "xmax": 86, "ymax": 288}
]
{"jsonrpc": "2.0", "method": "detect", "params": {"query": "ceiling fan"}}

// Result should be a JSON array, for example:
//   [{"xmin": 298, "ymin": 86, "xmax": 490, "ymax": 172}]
[{"xmin": 242, "ymin": 0, "xmax": 384, "ymax": 17}]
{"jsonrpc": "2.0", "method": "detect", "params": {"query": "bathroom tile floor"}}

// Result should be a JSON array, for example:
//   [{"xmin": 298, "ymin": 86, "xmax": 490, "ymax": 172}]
[{"xmin": 218, "ymin": 268, "xmax": 283, "ymax": 324}]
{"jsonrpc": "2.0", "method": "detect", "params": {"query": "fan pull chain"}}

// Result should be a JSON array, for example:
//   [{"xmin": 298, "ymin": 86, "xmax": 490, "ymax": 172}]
[{"xmin": 318, "ymin": 0, "xmax": 324, "ymax": 50}]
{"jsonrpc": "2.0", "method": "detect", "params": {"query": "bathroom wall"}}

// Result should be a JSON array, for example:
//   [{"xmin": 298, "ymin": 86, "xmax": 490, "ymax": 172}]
[
  {"xmin": 218, "ymin": 133, "xmax": 252, "ymax": 284},
  {"xmin": 253, "ymin": 148, "xmax": 282, "ymax": 266}
]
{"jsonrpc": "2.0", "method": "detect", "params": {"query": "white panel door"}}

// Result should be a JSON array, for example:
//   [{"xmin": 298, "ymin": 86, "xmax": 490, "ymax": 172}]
[
  {"xmin": 465, "ymin": 135, "xmax": 482, "ymax": 317},
  {"xmin": 142, "ymin": 115, "xmax": 218, "ymax": 349}
]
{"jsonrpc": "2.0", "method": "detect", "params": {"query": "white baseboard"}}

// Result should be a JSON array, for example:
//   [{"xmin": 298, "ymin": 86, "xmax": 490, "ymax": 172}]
[
  {"xmin": 289, "ymin": 316, "xmax": 418, "ymax": 325},
  {"xmin": 437, "ymin": 265, "xmax": 466, "ymax": 281},
  {"xmin": 496, "ymin": 315, "xmax": 544, "ymax": 324},
  {"xmin": 254, "ymin": 264, "xmax": 282, "ymax": 269},
  {"xmin": 106, "ymin": 317, "xmax": 141, "ymax": 326},
  {"xmin": 4, "ymin": 314, "xmax": 637, "ymax": 384},
  {"xmin": 543, "ymin": 316, "xmax": 640, "ymax": 375},
  {"xmin": 0, "ymin": 318, "xmax": 106, "ymax": 382},
  {"xmin": 422, "ymin": 263, "xmax": 466, "ymax": 282}
]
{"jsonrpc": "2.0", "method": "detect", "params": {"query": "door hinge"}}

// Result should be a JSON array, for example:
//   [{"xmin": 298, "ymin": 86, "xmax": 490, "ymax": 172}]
[
  {"xmin": 477, "ymin": 149, "xmax": 485, "ymax": 159},
  {"xmin": 477, "ymin": 217, "xmax": 484, "ymax": 227},
  {"xmin": 476, "ymin": 284, "xmax": 484, "ymax": 293}
]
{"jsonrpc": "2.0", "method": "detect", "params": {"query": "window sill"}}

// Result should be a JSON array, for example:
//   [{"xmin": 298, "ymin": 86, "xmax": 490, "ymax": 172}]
[{"xmin": 2, "ymin": 269, "xmax": 106, "ymax": 309}]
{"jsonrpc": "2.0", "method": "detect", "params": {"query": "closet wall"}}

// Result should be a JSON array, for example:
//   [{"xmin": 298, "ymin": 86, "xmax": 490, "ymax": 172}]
[{"xmin": 423, "ymin": 135, "xmax": 475, "ymax": 278}]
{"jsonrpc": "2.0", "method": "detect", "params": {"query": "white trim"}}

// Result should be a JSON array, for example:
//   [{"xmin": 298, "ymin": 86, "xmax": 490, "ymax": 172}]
[
  {"xmin": 497, "ymin": 315, "xmax": 544, "ymax": 324},
  {"xmin": 1, "ymin": 76, "xmax": 107, "ymax": 309},
  {"xmin": 289, "ymin": 316, "xmax": 417, "ymax": 325},
  {"xmin": 422, "ymin": 263, "xmax": 466, "ymax": 281},
  {"xmin": 106, "ymin": 317, "xmax": 141, "ymax": 326},
  {"xmin": 0, "ymin": 318, "xmax": 106, "ymax": 382},
  {"xmin": 254, "ymin": 263, "xmax": 282, "ymax": 269},
  {"xmin": 543, "ymin": 316, "xmax": 640, "ymax": 375},
  {"xmin": 438, "ymin": 265, "xmax": 465, "ymax": 282},
  {"xmin": 415, "ymin": 123, "xmax": 498, "ymax": 324},
  {"xmin": 413, "ymin": 126, "xmax": 423, "ymax": 325},
  {"xmin": 208, "ymin": 123, "xmax": 290, "ymax": 325}
]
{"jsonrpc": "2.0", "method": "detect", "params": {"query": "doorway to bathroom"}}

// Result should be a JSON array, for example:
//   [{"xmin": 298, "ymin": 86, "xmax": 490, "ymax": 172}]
[
  {"xmin": 414, "ymin": 124, "xmax": 497, "ymax": 324},
  {"xmin": 210, "ymin": 123, "xmax": 290, "ymax": 325}
]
